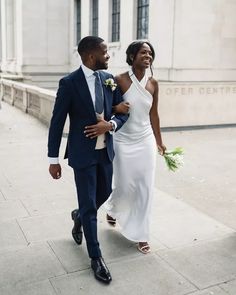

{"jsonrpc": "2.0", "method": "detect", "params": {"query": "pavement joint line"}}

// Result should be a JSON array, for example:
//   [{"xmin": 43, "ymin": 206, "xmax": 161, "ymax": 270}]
[
  {"xmin": 183, "ymin": 287, "xmax": 212, "ymax": 295},
  {"xmin": 16, "ymin": 210, "xmax": 72, "ymax": 220},
  {"xmin": 154, "ymin": 233, "xmax": 236, "ymax": 291},
  {"xmin": 152, "ymin": 237, "xmax": 170, "ymax": 249},
  {"xmin": 47, "ymin": 253, "xmax": 161, "ymax": 277},
  {"xmin": 154, "ymin": 232, "xmax": 236, "ymax": 252},
  {"xmin": 183, "ymin": 281, "xmax": 232, "ymax": 295},
  {"xmin": 2, "ymin": 171, "xmax": 12, "ymax": 186},
  {"xmin": 218, "ymin": 279, "xmax": 236, "ymax": 293},
  {"xmin": 153, "ymin": 251, "xmax": 200, "ymax": 291},
  {"xmin": 47, "ymin": 240, "xmax": 70, "ymax": 274},
  {"xmin": 19, "ymin": 198, "xmax": 32, "ymax": 217},
  {"xmin": 15, "ymin": 218, "xmax": 31, "ymax": 246},
  {"xmin": 0, "ymin": 189, "xmax": 6, "ymax": 200},
  {"xmin": 48, "ymin": 278, "xmax": 59, "ymax": 295}
]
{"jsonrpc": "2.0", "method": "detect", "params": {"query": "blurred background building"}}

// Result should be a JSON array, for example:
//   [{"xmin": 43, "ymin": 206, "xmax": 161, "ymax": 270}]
[{"xmin": 0, "ymin": 0, "xmax": 236, "ymax": 127}]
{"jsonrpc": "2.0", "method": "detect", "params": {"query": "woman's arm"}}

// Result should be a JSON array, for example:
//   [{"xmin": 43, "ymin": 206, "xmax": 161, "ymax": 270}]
[
  {"xmin": 112, "ymin": 73, "xmax": 131, "ymax": 115},
  {"xmin": 112, "ymin": 101, "xmax": 130, "ymax": 114},
  {"xmin": 149, "ymin": 79, "xmax": 166, "ymax": 155}
]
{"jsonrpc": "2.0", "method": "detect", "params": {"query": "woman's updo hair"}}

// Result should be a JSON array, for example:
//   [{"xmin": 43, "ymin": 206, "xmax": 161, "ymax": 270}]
[{"xmin": 126, "ymin": 41, "xmax": 155, "ymax": 66}]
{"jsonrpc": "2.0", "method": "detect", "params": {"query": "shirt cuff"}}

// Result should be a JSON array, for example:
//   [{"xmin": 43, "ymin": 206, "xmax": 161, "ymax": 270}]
[
  {"xmin": 48, "ymin": 157, "xmax": 59, "ymax": 164},
  {"xmin": 109, "ymin": 120, "xmax": 117, "ymax": 134}
]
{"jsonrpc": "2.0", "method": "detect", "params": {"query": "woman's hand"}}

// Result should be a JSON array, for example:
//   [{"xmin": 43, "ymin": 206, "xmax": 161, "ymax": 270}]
[
  {"xmin": 113, "ymin": 102, "xmax": 130, "ymax": 114},
  {"xmin": 157, "ymin": 144, "xmax": 167, "ymax": 156}
]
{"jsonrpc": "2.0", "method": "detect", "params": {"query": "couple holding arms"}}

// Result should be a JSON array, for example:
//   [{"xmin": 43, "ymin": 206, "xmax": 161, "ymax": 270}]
[{"xmin": 48, "ymin": 36, "xmax": 165, "ymax": 284}]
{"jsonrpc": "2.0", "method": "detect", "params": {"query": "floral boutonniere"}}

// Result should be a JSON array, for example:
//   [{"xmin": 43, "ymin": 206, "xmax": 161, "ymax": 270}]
[{"xmin": 104, "ymin": 78, "xmax": 117, "ymax": 91}]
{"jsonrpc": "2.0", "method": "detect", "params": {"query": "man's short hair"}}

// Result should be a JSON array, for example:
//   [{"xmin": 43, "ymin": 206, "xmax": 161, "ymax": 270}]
[{"xmin": 77, "ymin": 36, "xmax": 104, "ymax": 56}]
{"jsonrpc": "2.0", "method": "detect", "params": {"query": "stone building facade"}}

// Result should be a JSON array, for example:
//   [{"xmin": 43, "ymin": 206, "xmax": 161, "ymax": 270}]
[
  {"xmin": 1, "ymin": 0, "xmax": 236, "ymax": 86},
  {"xmin": 1, "ymin": 0, "xmax": 236, "ymax": 127}
]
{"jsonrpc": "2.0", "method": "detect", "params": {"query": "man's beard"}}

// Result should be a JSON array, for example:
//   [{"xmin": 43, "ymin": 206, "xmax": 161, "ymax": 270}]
[{"xmin": 95, "ymin": 60, "xmax": 108, "ymax": 70}]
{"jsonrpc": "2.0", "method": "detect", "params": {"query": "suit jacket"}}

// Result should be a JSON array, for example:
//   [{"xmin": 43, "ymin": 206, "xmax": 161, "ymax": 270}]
[{"xmin": 48, "ymin": 67, "xmax": 128, "ymax": 169}]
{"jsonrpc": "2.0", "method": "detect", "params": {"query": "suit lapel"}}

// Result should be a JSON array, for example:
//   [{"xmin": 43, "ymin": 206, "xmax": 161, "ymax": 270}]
[{"xmin": 73, "ymin": 67, "xmax": 97, "ymax": 119}]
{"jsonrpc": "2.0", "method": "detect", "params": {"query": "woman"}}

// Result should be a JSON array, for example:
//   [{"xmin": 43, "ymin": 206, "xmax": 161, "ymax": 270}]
[{"xmin": 105, "ymin": 41, "xmax": 166, "ymax": 254}]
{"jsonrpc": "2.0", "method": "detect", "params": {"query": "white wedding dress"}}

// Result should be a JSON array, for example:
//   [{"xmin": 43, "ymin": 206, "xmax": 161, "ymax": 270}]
[{"xmin": 105, "ymin": 70, "xmax": 157, "ymax": 242}]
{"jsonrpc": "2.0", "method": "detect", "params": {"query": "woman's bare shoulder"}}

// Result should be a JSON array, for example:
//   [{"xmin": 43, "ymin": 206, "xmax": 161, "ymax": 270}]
[
  {"xmin": 115, "ymin": 72, "xmax": 129, "ymax": 83},
  {"xmin": 149, "ymin": 76, "xmax": 158, "ymax": 84},
  {"xmin": 149, "ymin": 76, "xmax": 159, "ymax": 89},
  {"xmin": 115, "ymin": 72, "xmax": 131, "ymax": 94}
]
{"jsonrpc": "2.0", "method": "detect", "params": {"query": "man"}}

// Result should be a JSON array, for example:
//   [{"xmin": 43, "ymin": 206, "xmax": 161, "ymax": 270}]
[{"xmin": 47, "ymin": 36, "xmax": 128, "ymax": 284}]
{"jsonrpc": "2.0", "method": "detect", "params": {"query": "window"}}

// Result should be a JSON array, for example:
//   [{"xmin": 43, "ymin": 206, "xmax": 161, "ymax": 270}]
[
  {"xmin": 137, "ymin": 0, "xmax": 149, "ymax": 39},
  {"xmin": 111, "ymin": 0, "xmax": 120, "ymax": 42},
  {"xmin": 92, "ymin": 0, "xmax": 99, "ymax": 36},
  {"xmin": 76, "ymin": 0, "xmax": 81, "ymax": 43}
]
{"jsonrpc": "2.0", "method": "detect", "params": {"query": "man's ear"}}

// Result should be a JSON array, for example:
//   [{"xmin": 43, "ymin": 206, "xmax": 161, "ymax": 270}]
[
  {"xmin": 88, "ymin": 53, "xmax": 94, "ymax": 62},
  {"xmin": 87, "ymin": 53, "xmax": 96, "ymax": 67},
  {"xmin": 130, "ymin": 54, "xmax": 134, "ymax": 61}
]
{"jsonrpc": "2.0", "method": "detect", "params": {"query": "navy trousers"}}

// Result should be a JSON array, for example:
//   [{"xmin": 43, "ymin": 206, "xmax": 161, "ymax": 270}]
[{"xmin": 73, "ymin": 148, "xmax": 112, "ymax": 258}]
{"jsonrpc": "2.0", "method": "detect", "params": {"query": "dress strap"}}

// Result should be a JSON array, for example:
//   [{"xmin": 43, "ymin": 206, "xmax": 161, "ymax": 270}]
[
  {"xmin": 128, "ymin": 69, "xmax": 152, "ymax": 100},
  {"xmin": 129, "ymin": 70, "xmax": 148, "ymax": 89}
]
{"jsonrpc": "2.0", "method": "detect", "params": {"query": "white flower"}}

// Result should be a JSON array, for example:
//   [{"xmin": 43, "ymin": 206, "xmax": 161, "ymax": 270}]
[
  {"xmin": 163, "ymin": 147, "xmax": 184, "ymax": 172},
  {"xmin": 104, "ymin": 78, "xmax": 117, "ymax": 91}
]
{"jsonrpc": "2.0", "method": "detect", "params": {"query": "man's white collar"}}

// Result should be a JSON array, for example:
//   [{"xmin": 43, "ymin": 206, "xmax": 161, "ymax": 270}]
[{"xmin": 81, "ymin": 64, "xmax": 95, "ymax": 77}]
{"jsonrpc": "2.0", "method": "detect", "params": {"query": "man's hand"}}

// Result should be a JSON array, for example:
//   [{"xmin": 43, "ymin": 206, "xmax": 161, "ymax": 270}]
[
  {"xmin": 84, "ymin": 119, "xmax": 112, "ymax": 139},
  {"xmin": 49, "ymin": 164, "xmax": 62, "ymax": 179}
]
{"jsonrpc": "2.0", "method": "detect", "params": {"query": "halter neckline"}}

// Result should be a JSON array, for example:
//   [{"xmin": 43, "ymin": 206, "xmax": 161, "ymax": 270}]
[{"xmin": 129, "ymin": 70, "xmax": 148, "ymax": 88}]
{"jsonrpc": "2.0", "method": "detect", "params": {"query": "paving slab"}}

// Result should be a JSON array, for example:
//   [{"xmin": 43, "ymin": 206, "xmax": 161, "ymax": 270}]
[
  {"xmin": 157, "ymin": 234, "xmax": 236, "ymax": 289},
  {"xmin": 150, "ymin": 190, "xmax": 234, "ymax": 248},
  {"xmin": 0, "ymin": 243, "xmax": 66, "ymax": 287},
  {"xmin": 20, "ymin": 192, "xmax": 77, "ymax": 216},
  {"xmin": 98, "ymin": 223, "xmax": 167, "ymax": 258},
  {"xmin": 0, "ymin": 186, "xmax": 28, "ymax": 200},
  {"xmin": 156, "ymin": 127, "xmax": 236, "ymax": 230},
  {"xmin": 185, "ymin": 286, "xmax": 228, "ymax": 295},
  {"xmin": 219, "ymin": 279, "xmax": 236, "ymax": 294},
  {"xmin": 1, "ymin": 101, "xmax": 236, "ymax": 294},
  {"xmin": 51, "ymin": 255, "xmax": 196, "ymax": 295},
  {"xmin": 0, "ymin": 279, "xmax": 57, "ymax": 295},
  {"xmin": 98, "ymin": 206, "xmax": 167, "ymax": 250},
  {"xmin": 0, "ymin": 220, "xmax": 28, "ymax": 252},
  {"xmin": 0, "ymin": 199, "xmax": 29, "ymax": 222},
  {"xmin": 48, "ymin": 239, "xmax": 91, "ymax": 272},
  {"xmin": 2, "ymin": 169, "xmax": 75, "ymax": 198},
  {"xmin": 17, "ymin": 212, "xmax": 72, "ymax": 243},
  {"xmin": 48, "ymin": 222, "xmax": 166, "ymax": 274}
]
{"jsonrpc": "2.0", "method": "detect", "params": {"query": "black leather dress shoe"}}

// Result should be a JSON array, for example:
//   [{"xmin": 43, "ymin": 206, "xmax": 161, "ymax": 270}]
[
  {"xmin": 71, "ymin": 209, "xmax": 83, "ymax": 245},
  {"xmin": 91, "ymin": 257, "xmax": 112, "ymax": 284}
]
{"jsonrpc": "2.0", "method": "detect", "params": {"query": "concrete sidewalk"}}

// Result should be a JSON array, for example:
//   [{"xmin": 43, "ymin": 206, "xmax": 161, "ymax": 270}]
[{"xmin": 0, "ymin": 101, "xmax": 236, "ymax": 295}]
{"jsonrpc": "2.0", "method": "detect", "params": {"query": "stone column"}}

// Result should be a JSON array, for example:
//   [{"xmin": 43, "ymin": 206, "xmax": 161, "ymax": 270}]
[
  {"xmin": 0, "ymin": 1, "xmax": 2, "ymax": 67},
  {"xmin": 0, "ymin": 0, "xmax": 7, "ymax": 72},
  {"xmin": 6, "ymin": 0, "xmax": 16, "ymax": 61}
]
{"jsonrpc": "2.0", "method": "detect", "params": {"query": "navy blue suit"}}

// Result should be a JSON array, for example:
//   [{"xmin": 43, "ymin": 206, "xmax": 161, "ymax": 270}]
[{"xmin": 48, "ymin": 67, "xmax": 128, "ymax": 258}]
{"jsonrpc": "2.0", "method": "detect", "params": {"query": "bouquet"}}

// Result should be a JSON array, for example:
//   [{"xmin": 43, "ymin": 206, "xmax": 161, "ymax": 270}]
[{"xmin": 163, "ymin": 147, "xmax": 184, "ymax": 172}]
